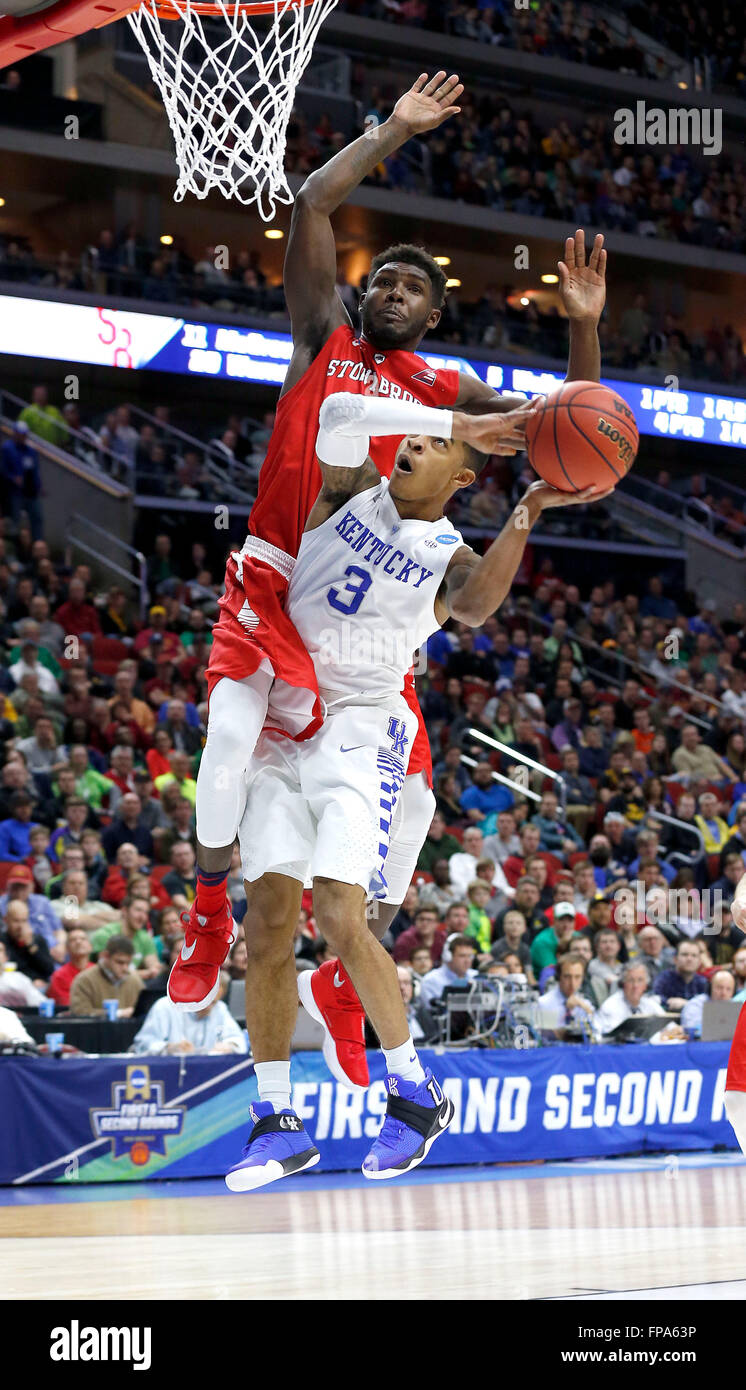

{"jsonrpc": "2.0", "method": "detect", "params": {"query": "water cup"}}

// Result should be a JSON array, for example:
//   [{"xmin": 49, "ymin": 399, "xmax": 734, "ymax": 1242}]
[
  {"xmin": 103, "ymin": 999, "xmax": 119, "ymax": 1021},
  {"xmin": 38, "ymin": 997, "xmax": 55, "ymax": 1018},
  {"xmin": 45, "ymin": 1033, "xmax": 65, "ymax": 1054}
]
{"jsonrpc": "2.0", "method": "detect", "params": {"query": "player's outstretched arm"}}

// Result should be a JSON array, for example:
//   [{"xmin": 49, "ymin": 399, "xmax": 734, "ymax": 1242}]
[
  {"xmin": 454, "ymin": 229, "xmax": 607, "ymax": 420},
  {"xmin": 283, "ymin": 72, "xmax": 463, "ymax": 389},
  {"xmin": 559, "ymin": 228, "xmax": 606, "ymax": 383},
  {"xmin": 304, "ymin": 395, "xmax": 381, "ymax": 532},
  {"xmin": 436, "ymin": 479, "xmax": 613, "ymax": 627}
]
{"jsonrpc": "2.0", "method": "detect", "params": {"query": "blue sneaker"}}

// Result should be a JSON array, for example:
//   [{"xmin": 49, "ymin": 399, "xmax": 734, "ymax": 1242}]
[
  {"xmin": 362, "ymin": 1070, "xmax": 454, "ymax": 1180},
  {"xmin": 225, "ymin": 1104, "xmax": 320, "ymax": 1193}
]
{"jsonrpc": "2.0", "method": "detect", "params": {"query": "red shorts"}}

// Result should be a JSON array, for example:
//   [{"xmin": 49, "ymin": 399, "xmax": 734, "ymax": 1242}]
[
  {"xmin": 206, "ymin": 548, "xmax": 323, "ymax": 741},
  {"xmin": 726, "ymin": 1000, "xmax": 746, "ymax": 1092},
  {"xmin": 206, "ymin": 544, "xmax": 431, "ymax": 781},
  {"xmin": 402, "ymin": 672, "xmax": 432, "ymax": 784}
]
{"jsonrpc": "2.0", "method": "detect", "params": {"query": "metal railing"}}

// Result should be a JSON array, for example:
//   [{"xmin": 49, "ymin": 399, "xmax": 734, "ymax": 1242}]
[
  {"xmin": 67, "ymin": 513, "xmax": 147, "ymax": 620},
  {"xmin": 461, "ymin": 751, "xmax": 542, "ymax": 806},
  {"xmin": 620, "ymin": 474, "xmax": 746, "ymax": 550},
  {"xmin": 0, "ymin": 388, "xmax": 131, "ymax": 487},
  {"xmin": 465, "ymin": 728, "xmax": 565, "ymax": 810},
  {"xmin": 642, "ymin": 806, "xmax": 706, "ymax": 873},
  {"xmin": 125, "ymin": 402, "xmax": 259, "ymax": 506}
]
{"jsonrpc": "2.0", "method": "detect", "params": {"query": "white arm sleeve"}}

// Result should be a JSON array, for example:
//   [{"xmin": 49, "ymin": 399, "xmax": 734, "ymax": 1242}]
[{"xmin": 315, "ymin": 391, "xmax": 454, "ymax": 468}]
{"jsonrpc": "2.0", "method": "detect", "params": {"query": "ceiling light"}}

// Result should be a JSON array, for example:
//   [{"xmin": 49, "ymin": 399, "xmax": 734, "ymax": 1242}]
[
  {"xmin": 445, "ymin": 277, "xmax": 461, "ymax": 289},
  {"xmin": 159, "ymin": 234, "xmax": 173, "ymax": 245},
  {"xmin": 264, "ymin": 228, "xmax": 284, "ymax": 240},
  {"xmin": 520, "ymin": 296, "xmax": 530, "ymax": 306},
  {"xmin": 541, "ymin": 273, "xmax": 558, "ymax": 284},
  {"xmin": 434, "ymin": 255, "xmax": 451, "ymax": 266}
]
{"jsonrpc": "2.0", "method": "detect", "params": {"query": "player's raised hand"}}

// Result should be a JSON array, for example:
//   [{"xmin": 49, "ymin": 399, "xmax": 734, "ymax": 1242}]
[
  {"xmin": 391, "ymin": 72, "xmax": 464, "ymax": 137},
  {"xmin": 558, "ymin": 229, "xmax": 607, "ymax": 322}
]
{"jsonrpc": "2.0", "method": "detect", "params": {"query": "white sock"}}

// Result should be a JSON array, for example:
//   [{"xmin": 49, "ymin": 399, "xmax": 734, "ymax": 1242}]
[
  {"xmin": 383, "ymin": 1037, "xmax": 426, "ymax": 1085},
  {"xmin": 255, "ymin": 1061, "xmax": 292, "ymax": 1114}
]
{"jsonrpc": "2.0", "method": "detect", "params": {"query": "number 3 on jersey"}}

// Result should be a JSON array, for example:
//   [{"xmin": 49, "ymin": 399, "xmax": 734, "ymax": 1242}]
[{"xmin": 326, "ymin": 564, "xmax": 372, "ymax": 615}]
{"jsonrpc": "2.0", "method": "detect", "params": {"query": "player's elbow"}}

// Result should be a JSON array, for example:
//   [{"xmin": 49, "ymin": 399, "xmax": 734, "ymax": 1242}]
[
  {"xmin": 293, "ymin": 176, "xmax": 330, "ymax": 217},
  {"xmin": 448, "ymin": 590, "xmax": 497, "ymax": 627},
  {"xmin": 318, "ymin": 393, "xmax": 364, "ymax": 435}
]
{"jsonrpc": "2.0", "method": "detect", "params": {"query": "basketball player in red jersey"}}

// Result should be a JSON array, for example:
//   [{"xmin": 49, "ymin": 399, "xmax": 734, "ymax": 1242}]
[
  {"xmin": 170, "ymin": 73, "xmax": 608, "ymax": 1107},
  {"xmin": 723, "ymin": 873, "xmax": 746, "ymax": 1149}
]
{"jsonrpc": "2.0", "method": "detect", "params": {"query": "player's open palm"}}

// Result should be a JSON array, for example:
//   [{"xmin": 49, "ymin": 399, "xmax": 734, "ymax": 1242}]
[
  {"xmin": 392, "ymin": 72, "xmax": 464, "ymax": 136},
  {"xmin": 558, "ymin": 228, "xmax": 607, "ymax": 321}
]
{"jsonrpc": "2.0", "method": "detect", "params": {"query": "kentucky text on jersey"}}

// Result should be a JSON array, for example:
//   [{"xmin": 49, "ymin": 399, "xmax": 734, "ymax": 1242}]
[
  {"xmin": 326, "ymin": 360, "xmax": 420, "ymax": 401},
  {"xmin": 334, "ymin": 509, "xmax": 434, "ymax": 588}
]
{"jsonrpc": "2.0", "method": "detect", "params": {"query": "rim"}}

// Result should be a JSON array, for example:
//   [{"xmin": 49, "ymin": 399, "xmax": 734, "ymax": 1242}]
[{"xmin": 153, "ymin": 0, "xmax": 316, "ymax": 15}]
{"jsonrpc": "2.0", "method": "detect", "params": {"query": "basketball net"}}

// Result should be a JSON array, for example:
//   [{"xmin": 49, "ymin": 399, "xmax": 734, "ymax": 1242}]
[{"xmin": 128, "ymin": 0, "xmax": 339, "ymax": 216}]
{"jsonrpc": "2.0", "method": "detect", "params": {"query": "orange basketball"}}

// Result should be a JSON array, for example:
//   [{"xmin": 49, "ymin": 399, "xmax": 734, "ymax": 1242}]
[
  {"xmin": 525, "ymin": 380, "xmax": 639, "ymax": 493},
  {"xmin": 129, "ymin": 1141, "xmax": 150, "ymax": 1166}
]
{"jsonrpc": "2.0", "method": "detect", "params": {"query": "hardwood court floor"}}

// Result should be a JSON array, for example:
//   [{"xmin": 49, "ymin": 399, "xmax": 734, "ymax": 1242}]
[{"xmin": 3, "ymin": 1157, "xmax": 746, "ymax": 1301}]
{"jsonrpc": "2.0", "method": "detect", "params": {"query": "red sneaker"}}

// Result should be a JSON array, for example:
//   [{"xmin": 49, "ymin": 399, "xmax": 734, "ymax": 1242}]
[
  {"xmin": 297, "ymin": 959, "xmax": 369, "ymax": 1093},
  {"xmin": 167, "ymin": 897, "xmax": 237, "ymax": 1011}
]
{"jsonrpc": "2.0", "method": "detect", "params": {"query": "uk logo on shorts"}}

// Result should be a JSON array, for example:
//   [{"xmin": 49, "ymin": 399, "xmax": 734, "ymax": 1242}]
[{"xmin": 387, "ymin": 717, "xmax": 409, "ymax": 758}]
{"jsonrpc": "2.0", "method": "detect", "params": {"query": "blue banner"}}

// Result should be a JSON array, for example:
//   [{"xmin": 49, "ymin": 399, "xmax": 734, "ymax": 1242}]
[
  {"xmin": 0, "ymin": 293, "xmax": 744, "ymax": 449},
  {"xmin": 0, "ymin": 1044, "xmax": 736, "ymax": 1185}
]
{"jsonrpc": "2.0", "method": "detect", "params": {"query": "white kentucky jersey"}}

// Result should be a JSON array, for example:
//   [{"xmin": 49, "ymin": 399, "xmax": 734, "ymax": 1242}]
[{"xmin": 286, "ymin": 480, "xmax": 463, "ymax": 706}]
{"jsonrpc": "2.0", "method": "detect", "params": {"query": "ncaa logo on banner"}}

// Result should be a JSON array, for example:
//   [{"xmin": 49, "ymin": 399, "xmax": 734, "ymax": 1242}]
[{"xmin": 89, "ymin": 1064, "xmax": 186, "ymax": 1166}]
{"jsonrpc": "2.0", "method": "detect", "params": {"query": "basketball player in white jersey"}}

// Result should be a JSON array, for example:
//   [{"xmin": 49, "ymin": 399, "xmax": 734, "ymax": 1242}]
[
  {"xmin": 226, "ymin": 390, "xmax": 612, "ymax": 1190},
  {"xmin": 171, "ymin": 71, "xmax": 608, "ymax": 1077}
]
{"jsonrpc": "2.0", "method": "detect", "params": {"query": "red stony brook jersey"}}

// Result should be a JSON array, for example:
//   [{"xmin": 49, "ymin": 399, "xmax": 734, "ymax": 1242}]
[
  {"xmin": 249, "ymin": 324, "xmax": 460, "ymax": 780},
  {"xmin": 249, "ymin": 324, "xmax": 460, "ymax": 556}
]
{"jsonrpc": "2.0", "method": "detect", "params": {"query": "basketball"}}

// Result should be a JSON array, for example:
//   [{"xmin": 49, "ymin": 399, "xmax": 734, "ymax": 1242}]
[{"xmin": 525, "ymin": 380, "xmax": 639, "ymax": 493}]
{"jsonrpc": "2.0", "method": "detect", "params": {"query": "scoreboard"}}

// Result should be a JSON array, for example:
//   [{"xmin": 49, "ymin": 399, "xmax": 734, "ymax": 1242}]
[{"xmin": 1, "ymin": 292, "xmax": 744, "ymax": 450}]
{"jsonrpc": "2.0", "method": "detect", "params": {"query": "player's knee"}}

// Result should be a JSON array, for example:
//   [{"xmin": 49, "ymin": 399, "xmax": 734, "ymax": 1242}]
[
  {"xmin": 243, "ymin": 875, "xmax": 300, "ymax": 960},
  {"xmin": 205, "ymin": 704, "xmax": 251, "ymax": 767},
  {"xmin": 313, "ymin": 877, "xmax": 365, "ymax": 951}
]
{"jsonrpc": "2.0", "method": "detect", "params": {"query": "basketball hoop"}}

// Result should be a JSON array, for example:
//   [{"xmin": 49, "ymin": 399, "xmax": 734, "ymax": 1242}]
[{"xmin": 127, "ymin": 0, "xmax": 338, "ymax": 216}]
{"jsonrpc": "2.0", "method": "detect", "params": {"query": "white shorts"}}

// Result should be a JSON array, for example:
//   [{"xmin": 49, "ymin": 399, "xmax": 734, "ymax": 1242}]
[{"xmin": 238, "ymin": 698, "xmax": 417, "ymax": 897}]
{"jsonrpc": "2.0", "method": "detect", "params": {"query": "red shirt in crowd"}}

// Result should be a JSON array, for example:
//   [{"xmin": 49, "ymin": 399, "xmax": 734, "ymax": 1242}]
[
  {"xmin": 133, "ymin": 627, "xmax": 182, "ymax": 658},
  {"xmin": 48, "ymin": 961, "xmax": 94, "ymax": 1008},
  {"xmin": 53, "ymin": 600, "xmax": 102, "ymax": 638},
  {"xmin": 101, "ymin": 867, "xmax": 171, "ymax": 909},
  {"xmin": 393, "ymin": 927, "xmax": 447, "ymax": 966}
]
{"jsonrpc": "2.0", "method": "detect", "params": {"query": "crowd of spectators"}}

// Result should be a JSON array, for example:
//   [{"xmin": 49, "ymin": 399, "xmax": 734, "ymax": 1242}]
[
  {"xmin": 342, "ymin": 0, "xmax": 746, "ymax": 98},
  {"xmin": 4, "ymin": 376, "xmax": 746, "ymax": 579},
  {"xmin": 0, "ymin": 471, "xmax": 744, "ymax": 1055},
  {"xmin": 324, "ymin": 92, "xmax": 746, "ymax": 259}
]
